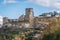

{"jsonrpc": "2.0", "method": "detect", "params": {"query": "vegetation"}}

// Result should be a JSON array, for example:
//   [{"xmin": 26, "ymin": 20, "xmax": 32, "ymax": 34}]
[
  {"xmin": 0, "ymin": 18, "xmax": 60, "ymax": 40},
  {"xmin": 0, "ymin": 27, "xmax": 21, "ymax": 40},
  {"xmin": 42, "ymin": 18, "xmax": 60, "ymax": 40}
]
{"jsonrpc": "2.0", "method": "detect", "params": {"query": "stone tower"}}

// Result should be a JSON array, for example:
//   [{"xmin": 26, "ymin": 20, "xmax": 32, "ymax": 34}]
[{"xmin": 25, "ymin": 8, "xmax": 34, "ymax": 27}]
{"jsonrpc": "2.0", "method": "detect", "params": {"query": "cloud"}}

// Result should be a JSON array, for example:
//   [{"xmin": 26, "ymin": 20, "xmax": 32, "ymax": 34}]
[
  {"xmin": 3, "ymin": 0, "xmax": 18, "ymax": 4},
  {"xmin": 0, "ymin": 16, "xmax": 3, "ymax": 22},
  {"xmin": 54, "ymin": 2, "xmax": 60, "ymax": 8},
  {"xmin": 2, "ymin": 0, "xmax": 60, "ymax": 9},
  {"xmin": 28, "ymin": 0, "xmax": 60, "ymax": 9}
]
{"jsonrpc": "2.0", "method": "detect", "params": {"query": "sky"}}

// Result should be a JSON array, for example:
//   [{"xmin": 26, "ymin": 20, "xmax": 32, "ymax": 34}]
[{"xmin": 0, "ymin": 0, "xmax": 60, "ymax": 19}]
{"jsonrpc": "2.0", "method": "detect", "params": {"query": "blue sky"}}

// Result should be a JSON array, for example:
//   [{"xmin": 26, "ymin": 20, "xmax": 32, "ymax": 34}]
[{"xmin": 0, "ymin": 0, "xmax": 60, "ymax": 19}]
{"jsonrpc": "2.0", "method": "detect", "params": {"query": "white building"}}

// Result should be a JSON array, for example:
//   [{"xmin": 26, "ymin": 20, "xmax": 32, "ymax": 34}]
[
  {"xmin": 0, "ymin": 16, "xmax": 3, "ymax": 28},
  {"xmin": 24, "ymin": 23, "xmax": 30, "ymax": 28},
  {"xmin": 45, "ymin": 14, "xmax": 51, "ymax": 17},
  {"xmin": 55, "ymin": 15, "xmax": 60, "ymax": 17}
]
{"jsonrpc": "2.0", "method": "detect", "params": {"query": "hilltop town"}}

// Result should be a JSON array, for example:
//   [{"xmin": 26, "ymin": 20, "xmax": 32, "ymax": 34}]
[
  {"xmin": 0, "ymin": 8, "xmax": 60, "ymax": 40},
  {"xmin": 3, "ymin": 8, "xmax": 60, "ymax": 29}
]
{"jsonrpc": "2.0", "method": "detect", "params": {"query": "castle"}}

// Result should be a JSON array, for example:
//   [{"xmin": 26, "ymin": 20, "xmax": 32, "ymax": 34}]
[
  {"xmin": 3, "ymin": 8, "xmax": 34, "ymax": 28},
  {"xmin": 3, "ymin": 8, "xmax": 60, "ymax": 28}
]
